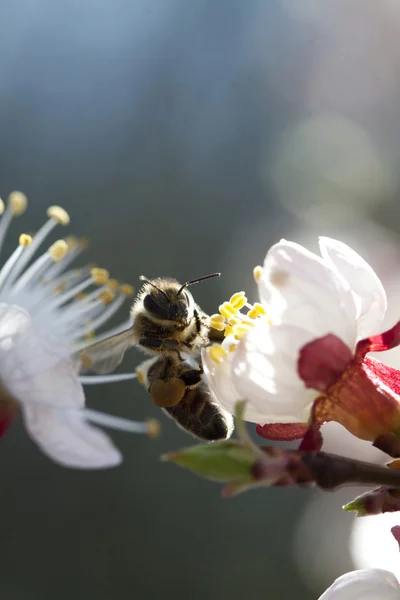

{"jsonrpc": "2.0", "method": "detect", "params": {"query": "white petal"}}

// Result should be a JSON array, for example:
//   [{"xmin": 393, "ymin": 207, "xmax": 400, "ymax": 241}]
[
  {"xmin": 259, "ymin": 240, "xmax": 357, "ymax": 348},
  {"xmin": 231, "ymin": 321, "xmax": 316, "ymax": 423},
  {"xmin": 318, "ymin": 569, "xmax": 400, "ymax": 600},
  {"xmin": 0, "ymin": 303, "xmax": 31, "ymax": 347},
  {"xmin": 22, "ymin": 404, "xmax": 122, "ymax": 469},
  {"xmin": 0, "ymin": 321, "xmax": 84, "ymax": 409},
  {"xmin": 319, "ymin": 237, "xmax": 387, "ymax": 340}
]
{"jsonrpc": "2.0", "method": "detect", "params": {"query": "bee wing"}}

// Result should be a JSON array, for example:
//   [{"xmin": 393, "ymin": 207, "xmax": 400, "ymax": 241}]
[{"xmin": 79, "ymin": 329, "xmax": 134, "ymax": 374}]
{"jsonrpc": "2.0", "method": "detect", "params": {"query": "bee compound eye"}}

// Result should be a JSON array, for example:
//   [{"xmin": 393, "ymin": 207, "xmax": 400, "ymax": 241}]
[
  {"xmin": 143, "ymin": 294, "xmax": 169, "ymax": 319},
  {"xmin": 150, "ymin": 378, "xmax": 186, "ymax": 407}
]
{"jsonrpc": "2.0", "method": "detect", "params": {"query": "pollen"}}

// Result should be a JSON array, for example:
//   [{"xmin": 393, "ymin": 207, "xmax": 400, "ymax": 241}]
[
  {"xmin": 107, "ymin": 279, "xmax": 119, "ymax": 291},
  {"xmin": 119, "ymin": 283, "xmax": 135, "ymax": 297},
  {"xmin": 207, "ymin": 343, "xmax": 228, "ymax": 364},
  {"xmin": 85, "ymin": 330, "xmax": 96, "ymax": 340},
  {"xmin": 0, "ymin": 198, "xmax": 4, "ymax": 215},
  {"xmin": 253, "ymin": 265, "xmax": 263, "ymax": 283},
  {"xmin": 229, "ymin": 291, "xmax": 247, "ymax": 310},
  {"xmin": 55, "ymin": 283, "xmax": 67, "ymax": 293},
  {"xmin": 19, "ymin": 234, "xmax": 32, "ymax": 247},
  {"xmin": 49, "ymin": 239, "xmax": 68, "ymax": 262},
  {"xmin": 8, "ymin": 191, "xmax": 28, "ymax": 216},
  {"xmin": 224, "ymin": 324, "xmax": 234, "ymax": 337},
  {"xmin": 219, "ymin": 302, "xmax": 238, "ymax": 319},
  {"xmin": 90, "ymin": 267, "xmax": 109, "ymax": 285},
  {"xmin": 228, "ymin": 343, "xmax": 238, "ymax": 352},
  {"xmin": 47, "ymin": 205, "xmax": 70, "ymax": 225},
  {"xmin": 75, "ymin": 292, "xmax": 88, "ymax": 301},
  {"xmin": 210, "ymin": 314, "xmax": 226, "ymax": 331},
  {"xmin": 232, "ymin": 324, "xmax": 250, "ymax": 340},
  {"xmin": 97, "ymin": 289, "xmax": 115, "ymax": 305},
  {"xmin": 247, "ymin": 302, "xmax": 267, "ymax": 319},
  {"xmin": 146, "ymin": 418, "xmax": 161, "ymax": 439}
]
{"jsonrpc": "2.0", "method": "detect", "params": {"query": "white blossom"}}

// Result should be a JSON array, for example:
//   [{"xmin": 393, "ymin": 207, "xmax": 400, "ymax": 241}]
[{"xmin": 318, "ymin": 569, "xmax": 400, "ymax": 600}]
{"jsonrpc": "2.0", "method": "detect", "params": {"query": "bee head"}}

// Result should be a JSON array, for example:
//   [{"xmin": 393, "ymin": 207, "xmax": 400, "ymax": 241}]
[{"xmin": 139, "ymin": 273, "xmax": 220, "ymax": 324}]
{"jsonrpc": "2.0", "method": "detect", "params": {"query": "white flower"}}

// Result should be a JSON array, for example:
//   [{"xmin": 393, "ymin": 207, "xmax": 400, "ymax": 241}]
[
  {"xmin": 318, "ymin": 569, "xmax": 400, "ymax": 599},
  {"xmin": 0, "ymin": 192, "xmax": 156, "ymax": 469},
  {"xmin": 202, "ymin": 237, "xmax": 395, "ymax": 443}
]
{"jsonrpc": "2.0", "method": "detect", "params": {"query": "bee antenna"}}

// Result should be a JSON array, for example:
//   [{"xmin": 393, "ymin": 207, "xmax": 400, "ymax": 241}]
[
  {"xmin": 177, "ymin": 272, "xmax": 221, "ymax": 295},
  {"xmin": 139, "ymin": 275, "xmax": 169, "ymax": 301}
]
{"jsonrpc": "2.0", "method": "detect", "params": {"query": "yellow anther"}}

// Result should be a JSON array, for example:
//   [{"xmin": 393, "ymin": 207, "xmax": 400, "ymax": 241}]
[
  {"xmin": 228, "ymin": 343, "xmax": 238, "ymax": 352},
  {"xmin": 55, "ymin": 283, "xmax": 67, "ymax": 294},
  {"xmin": 85, "ymin": 331, "xmax": 96, "ymax": 340},
  {"xmin": 107, "ymin": 279, "xmax": 119, "ymax": 291},
  {"xmin": 146, "ymin": 418, "xmax": 161, "ymax": 439},
  {"xmin": 80, "ymin": 352, "xmax": 92, "ymax": 368},
  {"xmin": 8, "ymin": 191, "xmax": 27, "ymax": 216},
  {"xmin": 75, "ymin": 292, "xmax": 88, "ymax": 301},
  {"xmin": 97, "ymin": 289, "xmax": 115, "ymax": 305},
  {"xmin": 119, "ymin": 283, "xmax": 135, "ymax": 297},
  {"xmin": 253, "ymin": 265, "xmax": 263, "ymax": 283},
  {"xmin": 0, "ymin": 198, "xmax": 4, "ymax": 215},
  {"xmin": 224, "ymin": 324, "xmax": 234, "ymax": 337},
  {"xmin": 233, "ymin": 324, "xmax": 250, "ymax": 341},
  {"xmin": 79, "ymin": 237, "xmax": 90, "ymax": 250},
  {"xmin": 207, "ymin": 344, "xmax": 228, "ymax": 364},
  {"xmin": 49, "ymin": 239, "xmax": 68, "ymax": 262},
  {"xmin": 229, "ymin": 291, "xmax": 247, "ymax": 309},
  {"xmin": 47, "ymin": 205, "xmax": 70, "ymax": 225},
  {"xmin": 254, "ymin": 302, "xmax": 266, "ymax": 315},
  {"xmin": 210, "ymin": 314, "xmax": 226, "ymax": 331},
  {"xmin": 228, "ymin": 317, "xmax": 240, "ymax": 327},
  {"xmin": 65, "ymin": 235, "xmax": 78, "ymax": 250},
  {"xmin": 219, "ymin": 302, "xmax": 238, "ymax": 319},
  {"xmin": 19, "ymin": 234, "xmax": 32, "ymax": 247},
  {"xmin": 136, "ymin": 367, "xmax": 145, "ymax": 385},
  {"xmin": 90, "ymin": 267, "xmax": 109, "ymax": 285},
  {"xmin": 240, "ymin": 318, "xmax": 256, "ymax": 327}
]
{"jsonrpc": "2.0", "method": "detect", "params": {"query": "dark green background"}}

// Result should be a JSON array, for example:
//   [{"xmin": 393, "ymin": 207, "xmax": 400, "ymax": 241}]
[{"xmin": 0, "ymin": 1, "xmax": 398, "ymax": 598}]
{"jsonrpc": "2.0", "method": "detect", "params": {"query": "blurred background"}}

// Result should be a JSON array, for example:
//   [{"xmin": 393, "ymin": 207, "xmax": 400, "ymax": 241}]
[{"xmin": 1, "ymin": 0, "xmax": 400, "ymax": 598}]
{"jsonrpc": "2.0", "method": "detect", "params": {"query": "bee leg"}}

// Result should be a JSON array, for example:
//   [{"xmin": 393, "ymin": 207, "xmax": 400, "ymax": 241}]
[{"xmin": 179, "ymin": 368, "xmax": 203, "ymax": 387}]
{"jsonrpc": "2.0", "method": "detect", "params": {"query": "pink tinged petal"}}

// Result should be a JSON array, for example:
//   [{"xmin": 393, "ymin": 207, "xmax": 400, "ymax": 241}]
[
  {"xmin": 232, "ymin": 322, "xmax": 316, "ymax": 423},
  {"xmin": 359, "ymin": 321, "xmax": 400, "ymax": 355},
  {"xmin": 258, "ymin": 240, "xmax": 357, "ymax": 347},
  {"xmin": 256, "ymin": 422, "xmax": 308, "ymax": 441},
  {"xmin": 392, "ymin": 527, "xmax": 400, "ymax": 551},
  {"xmin": 22, "ymin": 404, "xmax": 121, "ymax": 469},
  {"xmin": 318, "ymin": 569, "xmax": 400, "ymax": 600},
  {"xmin": 298, "ymin": 333, "xmax": 353, "ymax": 392},
  {"xmin": 362, "ymin": 357, "xmax": 400, "ymax": 397},
  {"xmin": 319, "ymin": 237, "xmax": 387, "ymax": 340}
]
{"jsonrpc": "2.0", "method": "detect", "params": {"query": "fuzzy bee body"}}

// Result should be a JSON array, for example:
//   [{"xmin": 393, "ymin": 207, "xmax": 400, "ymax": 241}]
[{"xmin": 80, "ymin": 273, "xmax": 233, "ymax": 441}]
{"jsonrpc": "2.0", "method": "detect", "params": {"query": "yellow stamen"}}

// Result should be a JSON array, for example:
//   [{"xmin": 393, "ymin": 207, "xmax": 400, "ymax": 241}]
[
  {"xmin": 228, "ymin": 343, "xmax": 238, "ymax": 352},
  {"xmin": 49, "ymin": 239, "xmax": 68, "ymax": 262},
  {"xmin": 228, "ymin": 317, "xmax": 240, "ymax": 327},
  {"xmin": 75, "ymin": 292, "xmax": 88, "ymax": 301},
  {"xmin": 119, "ymin": 283, "xmax": 135, "ymax": 297},
  {"xmin": 80, "ymin": 352, "xmax": 92, "ymax": 368},
  {"xmin": 85, "ymin": 331, "xmax": 96, "ymax": 340},
  {"xmin": 107, "ymin": 279, "xmax": 119, "ymax": 291},
  {"xmin": 232, "ymin": 324, "xmax": 250, "ymax": 340},
  {"xmin": 146, "ymin": 418, "xmax": 161, "ymax": 439},
  {"xmin": 0, "ymin": 198, "xmax": 5, "ymax": 215},
  {"xmin": 253, "ymin": 265, "xmax": 263, "ymax": 283},
  {"xmin": 97, "ymin": 289, "xmax": 115, "ymax": 305},
  {"xmin": 90, "ymin": 267, "xmax": 109, "ymax": 285},
  {"xmin": 8, "ymin": 191, "xmax": 27, "ymax": 216},
  {"xmin": 224, "ymin": 324, "xmax": 234, "ymax": 337},
  {"xmin": 55, "ymin": 283, "xmax": 67, "ymax": 293},
  {"xmin": 210, "ymin": 314, "xmax": 226, "ymax": 331},
  {"xmin": 65, "ymin": 235, "xmax": 79, "ymax": 250},
  {"xmin": 229, "ymin": 291, "xmax": 247, "ymax": 309},
  {"xmin": 219, "ymin": 302, "xmax": 238, "ymax": 319},
  {"xmin": 47, "ymin": 205, "xmax": 70, "ymax": 225},
  {"xmin": 241, "ymin": 318, "xmax": 256, "ymax": 327},
  {"xmin": 136, "ymin": 367, "xmax": 145, "ymax": 385},
  {"xmin": 19, "ymin": 234, "xmax": 32, "ymax": 247},
  {"xmin": 79, "ymin": 237, "xmax": 90, "ymax": 250},
  {"xmin": 207, "ymin": 344, "xmax": 228, "ymax": 364}
]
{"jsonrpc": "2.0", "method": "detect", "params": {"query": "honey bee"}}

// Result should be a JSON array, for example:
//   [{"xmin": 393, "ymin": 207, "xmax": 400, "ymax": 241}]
[{"xmin": 80, "ymin": 273, "xmax": 234, "ymax": 441}]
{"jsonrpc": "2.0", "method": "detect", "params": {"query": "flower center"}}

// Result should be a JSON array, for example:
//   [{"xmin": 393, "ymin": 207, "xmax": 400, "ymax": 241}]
[{"xmin": 206, "ymin": 266, "xmax": 269, "ymax": 365}]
